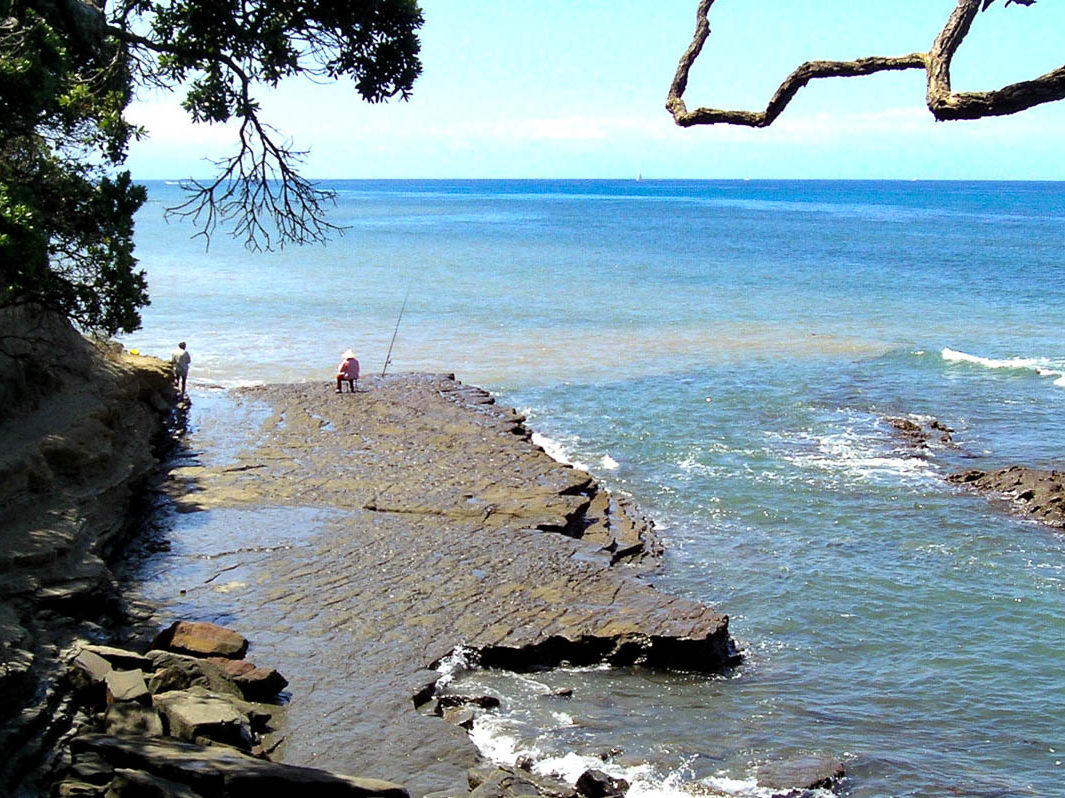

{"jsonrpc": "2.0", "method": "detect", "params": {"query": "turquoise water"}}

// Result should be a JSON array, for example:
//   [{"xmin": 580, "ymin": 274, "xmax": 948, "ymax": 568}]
[{"xmin": 122, "ymin": 180, "xmax": 1065, "ymax": 797}]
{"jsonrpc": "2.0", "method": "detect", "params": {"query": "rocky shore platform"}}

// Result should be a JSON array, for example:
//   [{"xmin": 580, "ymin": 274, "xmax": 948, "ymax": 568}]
[{"xmin": 149, "ymin": 375, "xmax": 741, "ymax": 797}]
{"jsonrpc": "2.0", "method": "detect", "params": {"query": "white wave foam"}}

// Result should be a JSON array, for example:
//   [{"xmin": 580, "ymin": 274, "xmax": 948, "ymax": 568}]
[
  {"xmin": 941, "ymin": 347, "xmax": 1065, "ymax": 386},
  {"xmin": 531, "ymin": 432, "xmax": 590, "ymax": 472},
  {"xmin": 941, "ymin": 347, "xmax": 1042, "ymax": 370},
  {"xmin": 532, "ymin": 753, "xmax": 688, "ymax": 798},
  {"xmin": 434, "ymin": 646, "xmax": 476, "ymax": 688},
  {"xmin": 778, "ymin": 411, "xmax": 940, "ymax": 486},
  {"xmin": 469, "ymin": 712, "xmax": 825, "ymax": 798},
  {"xmin": 601, "ymin": 454, "xmax": 620, "ymax": 470},
  {"xmin": 468, "ymin": 714, "xmax": 527, "ymax": 765}
]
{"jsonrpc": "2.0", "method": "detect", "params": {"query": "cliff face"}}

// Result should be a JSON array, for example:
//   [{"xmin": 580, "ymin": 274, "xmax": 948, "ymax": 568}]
[{"xmin": 0, "ymin": 307, "xmax": 176, "ymax": 792}]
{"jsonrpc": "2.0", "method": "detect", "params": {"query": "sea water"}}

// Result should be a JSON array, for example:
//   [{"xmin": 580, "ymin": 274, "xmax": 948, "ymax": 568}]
[{"xmin": 121, "ymin": 180, "xmax": 1065, "ymax": 797}]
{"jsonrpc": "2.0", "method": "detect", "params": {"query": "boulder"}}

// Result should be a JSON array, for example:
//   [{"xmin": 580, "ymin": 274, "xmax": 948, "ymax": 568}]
[
  {"xmin": 145, "ymin": 651, "xmax": 243, "ymax": 697},
  {"xmin": 441, "ymin": 707, "xmax": 476, "ymax": 729},
  {"xmin": 79, "ymin": 644, "xmax": 155, "ymax": 672},
  {"xmin": 151, "ymin": 621, "xmax": 249, "ymax": 660},
  {"xmin": 183, "ymin": 684, "xmax": 274, "ymax": 732},
  {"xmin": 105, "ymin": 669, "xmax": 150, "ymax": 705},
  {"xmin": 754, "ymin": 755, "xmax": 845, "ymax": 792},
  {"xmin": 70, "ymin": 734, "xmax": 411, "ymax": 797},
  {"xmin": 69, "ymin": 649, "xmax": 112, "ymax": 698},
  {"xmin": 575, "ymin": 769, "xmax": 629, "ymax": 798},
  {"xmin": 205, "ymin": 657, "xmax": 289, "ymax": 700},
  {"xmin": 103, "ymin": 703, "xmax": 165, "ymax": 737},
  {"xmin": 152, "ymin": 690, "xmax": 254, "ymax": 750},
  {"xmin": 109, "ymin": 767, "xmax": 202, "ymax": 798},
  {"xmin": 69, "ymin": 749, "xmax": 114, "ymax": 785}
]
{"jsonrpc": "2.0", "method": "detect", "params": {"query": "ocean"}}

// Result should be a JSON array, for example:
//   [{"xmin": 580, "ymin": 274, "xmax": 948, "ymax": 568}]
[{"xmin": 120, "ymin": 180, "xmax": 1065, "ymax": 797}]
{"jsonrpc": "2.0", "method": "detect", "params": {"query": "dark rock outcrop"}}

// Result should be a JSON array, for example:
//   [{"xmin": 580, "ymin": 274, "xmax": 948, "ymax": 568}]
[
  {"xmin": 885, "ymin": 416, "xmax": 954, "ymax": 451},
  {"xmin": 949, "ymin": 465, "xmax": 1065, "ymax": 528},
  {"xmin": 1, "ymin": 313, "xmax": 742, "ymax": 798},
  {"xmin": 575, "ymin": 769, "xmax": 629, "ymax": 798}
]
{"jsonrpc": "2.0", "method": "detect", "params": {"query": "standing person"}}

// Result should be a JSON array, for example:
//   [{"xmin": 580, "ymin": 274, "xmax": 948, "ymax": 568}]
[
  {"xmin": 171, "ymin": 341, "xmax": 191, "ymax": 394},
  {"xmin": 336, "ymin": 349, "xmax": 360, "ymax": 393}
]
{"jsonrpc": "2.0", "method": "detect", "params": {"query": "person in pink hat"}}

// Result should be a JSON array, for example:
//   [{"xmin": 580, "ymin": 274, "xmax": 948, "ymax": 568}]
[{"xmin": 335, "ymin": 349, "xmax": 360, "ymax": 393}]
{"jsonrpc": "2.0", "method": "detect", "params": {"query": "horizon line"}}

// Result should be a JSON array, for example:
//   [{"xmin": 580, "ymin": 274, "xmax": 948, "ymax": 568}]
[{"xmin": 136, "ymin": 176, "xmax": 1065, "ymax": 183}]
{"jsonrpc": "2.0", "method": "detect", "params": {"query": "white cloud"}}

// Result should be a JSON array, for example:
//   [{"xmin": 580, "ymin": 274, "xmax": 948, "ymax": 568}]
[{"xmin": 126, "ymin": 100, "xmax": 238, "ymax": 147}]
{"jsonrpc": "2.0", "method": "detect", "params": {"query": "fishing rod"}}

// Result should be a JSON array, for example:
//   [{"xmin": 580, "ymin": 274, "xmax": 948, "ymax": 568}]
[{"xmin": 381, "ymin": 280, "xmax": 412, "ymax": 377}]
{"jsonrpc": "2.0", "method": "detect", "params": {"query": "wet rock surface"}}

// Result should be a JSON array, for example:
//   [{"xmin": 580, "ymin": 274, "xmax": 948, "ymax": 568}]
[
  {"xmin": 156, "ymin": 375, "xmax": 738, "ymax": 796},
  {"xmin": 754, "ymin": 754, "xmax": 845, "ymax": 793},
  {"xmin": 885, "ymin": 416, "xmax": 955, "ymax": 452},
  {"xmin": 948, "ymin": 465, "xmax": 1065, "ymax": 528}
]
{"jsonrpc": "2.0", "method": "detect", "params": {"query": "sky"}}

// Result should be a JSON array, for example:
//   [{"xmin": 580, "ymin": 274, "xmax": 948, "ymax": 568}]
[{"xmin": 125, "ymin": 0, "xmax": 1065, "ymax": 180}]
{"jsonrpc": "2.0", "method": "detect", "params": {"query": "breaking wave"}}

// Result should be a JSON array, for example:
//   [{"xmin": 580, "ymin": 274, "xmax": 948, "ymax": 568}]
[{"xmin": 941, "ymin": 347, "xmax": 1065, "ymax": 386}]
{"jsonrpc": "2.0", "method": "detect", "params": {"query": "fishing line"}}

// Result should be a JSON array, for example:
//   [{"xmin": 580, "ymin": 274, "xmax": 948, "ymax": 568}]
[{"xmin": 381, "ymin": 278, "xmax": 413, "ymax": 377}]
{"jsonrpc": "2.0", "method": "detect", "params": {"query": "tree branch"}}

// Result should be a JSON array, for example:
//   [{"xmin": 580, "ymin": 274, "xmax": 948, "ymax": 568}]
[
  {"xmin": 668, "ymin": 0, "xmax": 1059, "ymax": 129},
  {"xmin": 927, "ymin": 0, "xmax": 1065, "ymax": 119},
  {"xmin": 108, "ymin": 24, "xmax": 340, "ymax": 251}
]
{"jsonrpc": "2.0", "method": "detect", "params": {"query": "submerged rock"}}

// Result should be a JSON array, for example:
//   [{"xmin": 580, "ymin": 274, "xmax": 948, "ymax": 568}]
[
  {"xmin": 754, "ymin": 754, "xmax": 845, "ymax": 793},
  {"xmin": 469, "ymin": 766, "xmax": 573, "ymax": 798},
  {"xmin": 885, "ymin": 416, "xmax": 954, "ymax": 451}
]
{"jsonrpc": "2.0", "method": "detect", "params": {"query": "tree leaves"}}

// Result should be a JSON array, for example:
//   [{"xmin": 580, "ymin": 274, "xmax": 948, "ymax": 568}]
[{"xmin": 2, "ymin": 0, "xmax": 424, "ymax": 334}]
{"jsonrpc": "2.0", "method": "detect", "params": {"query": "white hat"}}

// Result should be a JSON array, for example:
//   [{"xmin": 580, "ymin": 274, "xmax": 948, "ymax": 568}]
[{"xmin": 342, "ymin": 349, "xmax": 356, "ymax": 359}]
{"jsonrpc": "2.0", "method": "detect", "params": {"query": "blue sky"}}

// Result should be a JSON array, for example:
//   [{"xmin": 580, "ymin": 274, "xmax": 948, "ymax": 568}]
[{"xmin": 126, "ymin": 0, "xmax": 1065, "ymax": 180}]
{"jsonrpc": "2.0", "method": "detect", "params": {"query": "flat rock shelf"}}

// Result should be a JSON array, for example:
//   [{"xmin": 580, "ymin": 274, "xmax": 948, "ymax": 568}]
[{"xmin": 156, "ymin": 374, "xmax": 739, "ymax": 796}]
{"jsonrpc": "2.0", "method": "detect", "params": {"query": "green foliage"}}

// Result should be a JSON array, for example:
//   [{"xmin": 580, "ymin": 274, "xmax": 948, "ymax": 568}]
[
  {"xmin": 1, "ymin": 1, "xmax": 147, "ymax": 335},
  {"xmin": 1, "ymin": 0, "xmax": 423, "ymax": 335}
]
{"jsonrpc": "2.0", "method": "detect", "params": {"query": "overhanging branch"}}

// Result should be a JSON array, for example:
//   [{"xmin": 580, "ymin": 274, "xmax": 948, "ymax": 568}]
[
  {"xmin": 667, "ymin": 0, "xmax": 1061, "ymax": 128},
  {"xmin": 109, "ymin": 24, "xmax": 340, "ymax": 250}
]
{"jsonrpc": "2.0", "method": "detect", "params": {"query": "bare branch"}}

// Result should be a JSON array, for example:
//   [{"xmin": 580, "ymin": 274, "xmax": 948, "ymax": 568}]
[
  {"xmin": 928, "ymin": 0, "xmax": 1065, "ymax": 120},
  {"xmin": 163, "ymin": 118, "xmax": 340, "ymax": 252},
  {"xmin": 110, "ymin": 24, "xmax": 342, "ymax": 250},
  {"xmin": 668, "ymin": 0, "xmax": 1060, "ymax": 129}
]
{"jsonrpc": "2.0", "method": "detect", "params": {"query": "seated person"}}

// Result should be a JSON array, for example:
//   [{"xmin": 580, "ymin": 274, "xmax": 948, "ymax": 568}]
[{"xmin": 336, "ymin": 350, "xmax": 360, "ymax": 393}]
